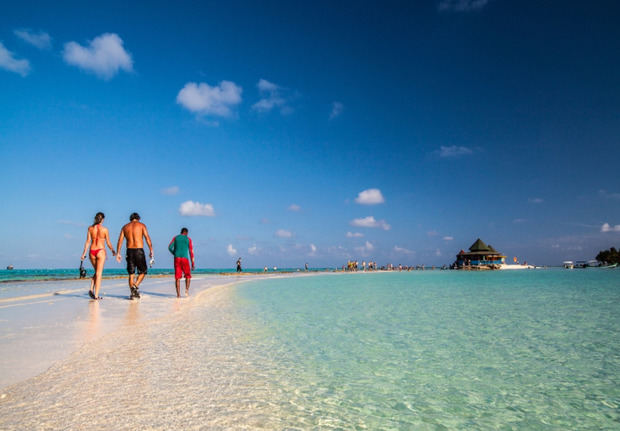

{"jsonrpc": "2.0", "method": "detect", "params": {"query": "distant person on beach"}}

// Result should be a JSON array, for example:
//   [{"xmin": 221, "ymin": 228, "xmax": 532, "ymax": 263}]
[
  {"xmin": 116, "ymin": 212, "xmax": 153, "ymax": 299},
  {"xmin": 80, "ymin": 212, "xmax": 115, "ymax": 300},
  {"xmin": 168, "ymin": 227, "xmax": 195, "ymax": 298},
  {"xmin": 236, "ymin": 258, "xmax": 242, "ymax": 273}
]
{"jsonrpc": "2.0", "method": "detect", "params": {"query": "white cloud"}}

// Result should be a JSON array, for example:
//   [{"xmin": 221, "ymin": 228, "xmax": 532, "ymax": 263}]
[
  {"xmin": 351, "ymin": 216, "xmax": 391, "ymax": 230},
  {"xmin": 0, "ymin": 42, "xmax": 30, "ymax": 76},
  {"xmin": 394, "ymin": 245, "xmax": 414, "ymax": 254},
  {"xmin": 179, "ymin": 200, "xmax": 215, "ymax": 217},
  {"xmin": 601, "ymin": 223, "xmax": 620, "ymax": 233},
  {"xmin": 288, "ymin": 204, "xmax": 301, "ymax": 212},
  {"xmin": 14, "ymin": 29, "xmax": 52, "ymax": 50},
  {"xmin": 275, "ymin": 229, "xmax": 293, "ymax": 238},
  {"xmin": 63, "ymin": 33, "xmax": 133, "ymax": 80},
  {"xmin": 329, "ymin": 101, "xmax": 343, "ymax": 120},
  {"xmin": 248, "ymin": 244, "xmax": 258, "ymax": 255},
  {"xmin": 355, "ymin": 188, "xmax": 385, "ymax": 205},
  {"xmin": 439, "ymin": 145, "xmax": 473, "ymax": 157},
  {"xmin": 599, "ymin": 189, "xmax": 620, "ymax": 200},
  {"xmin": 355, "ymin": 241, "xmax": 374, "ymax": 255},
  {"xmin": 309, "ymin": 244, "xmax": 317, "ymax": 256},
  {"xmin": 438, "ymin": 0, "xmax": 490, "ymax": 12},
  {"xmin": 227, "ymin": 244, "xmax": 237, "ymax": 256},
  {"xmin": 427, "ymin": 230, "xmax": 439, "ymax": 237},
  {"xmin": 177, "ymin": 80, "xmax": 242, "ymax": 117},
  {"xmin": 346, "ymin": 232, "xmax": 364, "ymax": 238},
  {"xmin": 435, "ymin": 249, "xmax": 442, "ymax": 256},
  {"xmin": 161, "ymin": 186, "xmax": 179, "ymax": 195},
  {"xmin": 528, "ymin": 197, "xmax": 544, "ymax": 204},
  {"xmin": 443, "ymin": 236, "xmax": 454, "ymax": 241},
  {"xmin": 252, "ymin": 78, "xmax": 293, "ymax": 115}
]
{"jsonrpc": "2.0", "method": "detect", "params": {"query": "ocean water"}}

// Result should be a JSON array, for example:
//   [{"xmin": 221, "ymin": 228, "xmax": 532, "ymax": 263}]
[
  {"xmin": 1, "ymin": 269, "xmax": 619, "ymax": 430},
  {"xmin": 227, "ymin": 270, "xmax": 620, "ymax": 429}
]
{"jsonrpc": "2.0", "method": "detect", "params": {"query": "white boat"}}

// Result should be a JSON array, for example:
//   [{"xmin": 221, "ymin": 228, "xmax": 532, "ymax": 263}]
[
  {"xmin": 563, "ymin": 261, "xmax": 574, "ymax": 269},
  {"xmin": 499, "ymin": 264, "xmax": 535, "ymax": 270}
]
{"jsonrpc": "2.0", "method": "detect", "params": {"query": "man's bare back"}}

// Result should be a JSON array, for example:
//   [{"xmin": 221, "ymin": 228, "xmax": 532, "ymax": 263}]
[
  {"xmin": 121, "ymin": 221, "xmax": 148, "ymax": 249},
  {"xmin": 116, "ymin": 219, "xmax": 153, "ymax": 261}
]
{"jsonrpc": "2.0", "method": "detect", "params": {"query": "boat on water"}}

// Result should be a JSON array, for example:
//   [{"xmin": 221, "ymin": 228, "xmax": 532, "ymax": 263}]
[
  {"xmin": 575, "ymin": 261, "xmax": 588, "ymax": 268},
  {"xmin": 563, "ymin": 261, "xmax": 574, "ymax": 269},
  {"xmin": 6, "ymin": 265, "xmax": 14, "ymax": 270},
  {"xmin": 601, "ymin": 263, "xmax": 618, "ymax": 269},
  {"xmin": 499, "ymin": 263, "xmax": 535, "ymax": 270},
  {"xmin": 586, "ymin": 259, "xmax": 600, "ymax": 267}
]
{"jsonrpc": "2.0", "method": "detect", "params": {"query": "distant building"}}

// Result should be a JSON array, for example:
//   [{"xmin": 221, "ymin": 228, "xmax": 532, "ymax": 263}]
[{"xmin": 454, "ymin": 238, "xmax": 506, "ymax": 270}]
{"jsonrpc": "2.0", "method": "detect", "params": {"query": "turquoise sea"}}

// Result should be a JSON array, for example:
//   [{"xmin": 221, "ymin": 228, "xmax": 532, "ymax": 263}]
[
  {"xmin": 1, "ymin": 269, "xmax": 619, "ymax": 429},
  {"xmin": 223, "ymin": 270, "xmax": 620, "ymax": 429}
]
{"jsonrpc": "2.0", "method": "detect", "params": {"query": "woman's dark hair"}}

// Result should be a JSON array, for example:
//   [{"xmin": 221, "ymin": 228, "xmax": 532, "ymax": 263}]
[{"xmin": 93, "ymin": 212, "xmax": 105, "ymax": 226}]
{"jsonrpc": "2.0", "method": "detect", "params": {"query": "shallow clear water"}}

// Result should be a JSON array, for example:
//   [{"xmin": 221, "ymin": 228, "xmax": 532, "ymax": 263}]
[
  {"xmin": 229, "ymin": 270, "xmax": 620, "ymax": 429},
  {"xmin": 1, "ymin": 270, "xmax": 619, "ymax": 430}
]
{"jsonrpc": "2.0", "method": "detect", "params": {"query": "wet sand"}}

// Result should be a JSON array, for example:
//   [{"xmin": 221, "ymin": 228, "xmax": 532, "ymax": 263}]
[{"xmin": 0, "ymin": 272, "xmax": 326, "ymax": 430}]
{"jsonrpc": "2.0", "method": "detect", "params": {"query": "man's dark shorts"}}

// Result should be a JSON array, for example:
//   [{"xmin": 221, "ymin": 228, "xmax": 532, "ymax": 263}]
[{"xmin": 126, "ymin": 248, "xmax": 147, "ymax": 275}]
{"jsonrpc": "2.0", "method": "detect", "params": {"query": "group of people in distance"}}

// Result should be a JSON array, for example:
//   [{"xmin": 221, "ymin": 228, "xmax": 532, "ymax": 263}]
[{"xmin": 80, "ymin": 212, "xmax": 195, "ymax": 300}]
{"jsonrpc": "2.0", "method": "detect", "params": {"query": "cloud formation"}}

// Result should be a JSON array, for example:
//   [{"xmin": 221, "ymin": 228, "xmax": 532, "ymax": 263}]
[
  {"xmin": 599, "ymin": 189, "xmax": 620, "ymax": 200},
  {"xmin": 438, "ymin": 0, "xmax": 490, "ymax": 12},
  {"xmin": 350, "ymin": 216, "xmax": 391, "ymax": 230},
  {"xmin": 0, "ymin": 42, "xmax": 30, "ymax": 76},
  {"xmin": 161, "ymin": 186, "xmax": 179, "ymax": 195},
  {"xmin": 275, "ymin": 229, "xmax": 293, "ymax": 238},
  {"xmin": 439, "ymin": 145, "xmax": 473, "ymax": 157},
  {"xmin": 346, "ymin": 232, "xmax": 364, "ymax": 238},
  {"xmin": 252, "ymin": 79, "xmax": 293, "ymax": 115},
  {"xmin": 528, "ymin": 197, "xmax": 544, "ymax": 204},
  {"xmin": 394, "ymin": 245, "xmax": 414, "ymax": 254},
  {"xmin": 177, "ymin": 81, "xmax": 242, "ymax": 117},
  {"xmin": 309, "ymin": 243, "xmax": 317, "ymax": 256},
  {"xmin": 179, "ymin": 200, "xmax": 215, "ymax": 216},
  {"xmin": 14, "ymin": 29, "xmax": 52, "ymax": 50},
  {"xmin": 288, "ymin": 204, "xmax": 301, "ymax": 212},
  {"xmin": 248, "ymin": 245, "xmax": 258, "ymax": 255},
  {"xmin": 355, "ymin": 241, "xmax": 374, "ymax": 255},
  {"xmin": 329, "ymin": 101, "xmax": 343, "ymax": 120},
  {"xmin": 601, "ymin": 223, "xmax": 620, "ymax": 232},
  {"xmin": 227, "ymin": 244, "xmax": 237, "ymax": 256},
  {"xmin": 355, "ymin": 188, "xmax": 385, "ymax": 205},
  {"xmin": 443, "ymin": 236, "xmax": 454, "ymax": 241},
  {"xmin": 63, "ymin": 33, "xmax": 133, "ymax": 79}
]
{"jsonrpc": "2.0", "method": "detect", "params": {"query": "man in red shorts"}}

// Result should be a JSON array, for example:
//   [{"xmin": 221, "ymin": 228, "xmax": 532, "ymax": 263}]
[{"xmin": 168, "ymin": 227, "xmax": 195, "ymax": 297}]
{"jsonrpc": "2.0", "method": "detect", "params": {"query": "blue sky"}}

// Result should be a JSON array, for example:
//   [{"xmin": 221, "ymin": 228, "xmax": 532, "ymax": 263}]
[{"xmin": 1, "ymin": 0, "xmax": 619, "ymax": 268}]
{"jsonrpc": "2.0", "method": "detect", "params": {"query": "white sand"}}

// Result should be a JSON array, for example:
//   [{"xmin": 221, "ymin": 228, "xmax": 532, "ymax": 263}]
[{"xmin": 0, "ymin": 272, "xmax": 321, "ymax": 430}]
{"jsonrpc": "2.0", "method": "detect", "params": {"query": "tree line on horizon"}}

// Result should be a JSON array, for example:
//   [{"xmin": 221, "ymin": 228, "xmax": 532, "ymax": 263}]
[{"xmin": 595, "ymin": 247, "xmax": 620, "ymax": 265}]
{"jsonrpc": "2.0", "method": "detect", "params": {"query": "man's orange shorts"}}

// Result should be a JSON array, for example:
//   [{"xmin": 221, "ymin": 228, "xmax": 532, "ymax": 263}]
[{"xmin": 174, "ymin": 257, "xmax": 191, "ymax": 280}]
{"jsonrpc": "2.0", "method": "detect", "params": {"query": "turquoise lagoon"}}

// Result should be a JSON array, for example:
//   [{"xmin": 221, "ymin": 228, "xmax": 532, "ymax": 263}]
[{"xmin": 227, "ymin": 270, "xmax": 620, "ymax": 429}]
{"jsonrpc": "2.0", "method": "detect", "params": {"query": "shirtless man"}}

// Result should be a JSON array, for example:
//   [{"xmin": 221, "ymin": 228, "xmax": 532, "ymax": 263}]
[{"xmin": 116, "ymin": 212, "xmax": 153, "ymax": 299}]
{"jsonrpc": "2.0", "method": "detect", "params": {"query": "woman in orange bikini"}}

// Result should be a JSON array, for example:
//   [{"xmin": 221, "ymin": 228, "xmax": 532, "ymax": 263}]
[{"xmin": 80, "ymin": 212, "xmax": 115, "ymax": 299}]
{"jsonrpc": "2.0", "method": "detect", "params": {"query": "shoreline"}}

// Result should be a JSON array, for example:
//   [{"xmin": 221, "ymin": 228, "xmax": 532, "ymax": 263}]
[{"xmin": 0, "ymin": 271, "xmax": 332, "ymax": 391}]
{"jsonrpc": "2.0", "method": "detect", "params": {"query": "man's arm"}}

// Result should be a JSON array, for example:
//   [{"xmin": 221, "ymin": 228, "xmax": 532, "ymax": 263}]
[
  {"xmin": 168, "ymin": 237, "xmax": 176, "ymax": 255},
  {"xmin": 143, "ymin": 225, "xmax": 153, "ymax": 257},
  {"xmin": 115, "ymin": 229, "xmax": 125, "ymax": 262},
  {"xmin": 189, "ymin": 238, "xmax": 195, "ymax": 270}
]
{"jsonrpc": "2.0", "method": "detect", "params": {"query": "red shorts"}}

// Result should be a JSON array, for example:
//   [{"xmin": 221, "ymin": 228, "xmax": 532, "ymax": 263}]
[{"xmin": 174, "ymin": 257, "xmax": 191, "ymax": 279}]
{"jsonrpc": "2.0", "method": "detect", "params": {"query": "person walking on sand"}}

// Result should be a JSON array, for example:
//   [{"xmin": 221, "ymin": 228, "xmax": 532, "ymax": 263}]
[
  {"xmin": 168, "ymin": 227, "xmax": 195, "ymax": 298},
  {"xmin": 116, "ymin": 212, "xmax": 153, "ymax": 299},
  {"xmin": 236, "ymin": 257, "xmax": 242, "ymax": 273},
  {"xmin": 81, "ymin": 212, "xmax": 115, "ymax": 300}
]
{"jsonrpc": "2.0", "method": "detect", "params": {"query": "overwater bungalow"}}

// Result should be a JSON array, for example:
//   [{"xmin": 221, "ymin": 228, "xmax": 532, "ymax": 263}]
[{"xmin": 454, "ymin": 238, "xmax": 506, "ymax": 270}]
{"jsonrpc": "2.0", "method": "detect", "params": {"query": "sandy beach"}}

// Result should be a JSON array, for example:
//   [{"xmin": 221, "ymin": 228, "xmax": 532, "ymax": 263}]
[{"xmin": 0, "ymin": 272, "xmax": 321, "ymax": 430}]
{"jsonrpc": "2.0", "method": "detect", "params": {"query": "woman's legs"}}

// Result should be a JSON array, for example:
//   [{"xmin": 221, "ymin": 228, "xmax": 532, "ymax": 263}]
[
  {"xmin": 93, "ymin": 253, "xmax": 106, "ymax": 298},
  {"xmin": 88, "ymin": 254, "xmax": 97, "ymax": 295}
]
